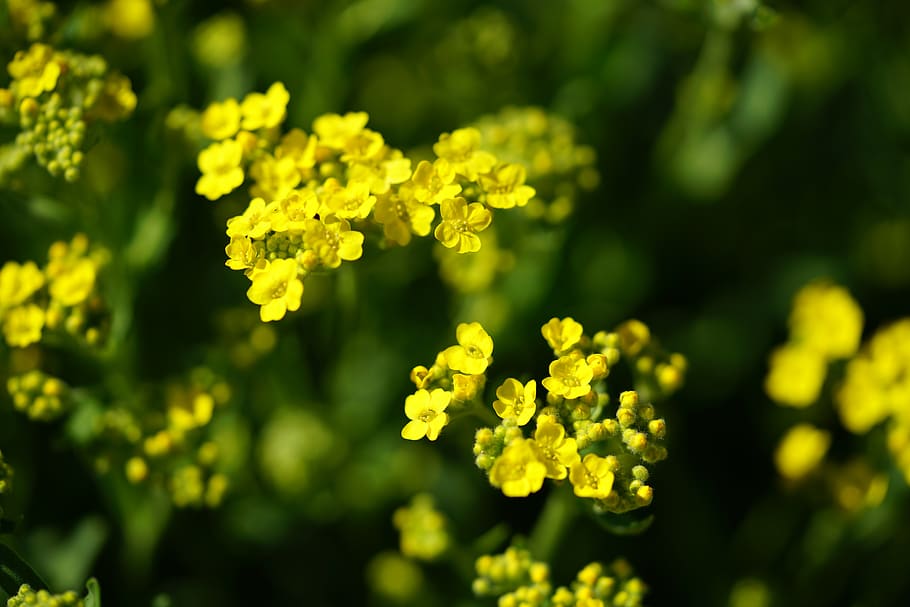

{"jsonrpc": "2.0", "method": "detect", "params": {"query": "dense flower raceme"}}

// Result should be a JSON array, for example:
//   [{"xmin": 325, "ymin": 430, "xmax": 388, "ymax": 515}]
[
  {"xmin": 473, "ymin": 544, "xmax": 646, "ymax": 607},
  {"xmin": 0, "ymin": 43, "xmax": 136, "ymax": 183},
  {"xmin": 393, "ymin": 494, "xmax": 451, "ymax": 561},
  {"xmin": 401, "ymin": 318, "xmax": 685, "ymax": 514},
  {"xmin": 189, "ymin": 83, "xmax": 558, "ymax": 321},
  {"xmin": 6, "ymin": 584, "xmax": 84, "ymax": 607}
]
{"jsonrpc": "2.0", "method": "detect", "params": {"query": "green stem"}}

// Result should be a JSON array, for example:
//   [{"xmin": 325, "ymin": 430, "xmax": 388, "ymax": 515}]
[
  {"xmin": 0, "ymin": 543, "xmax": 48, "ymax": 596},
  {"xmin": 529, "ymin": 483, "xmax": 577, "ymax": 562}
]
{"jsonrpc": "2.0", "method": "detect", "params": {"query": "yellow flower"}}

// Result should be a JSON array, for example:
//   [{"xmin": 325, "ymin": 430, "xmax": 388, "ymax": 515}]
[
  {"xmin": 249, "ymin": 153, "xmax": 301, "ymax": 200},
  {"xmin": 105, "ymin": 0, "xmax": 155, "ymax": 39},
  {"xmin": 452, "ymin": 373, "xmax": 484, "ymax": 402},
  {"xmin": 48, "ymin": 257, "xmax": 95, "ymax": 307},
  {"xmin": 313, "ymin": 111, "xmax": 369, "ymax": 150},
  {"xmin": 401, "ymin": 388, "xmax": 451, "ymax": 441},
  {"xmin": 0, "ymin": 261, "xmax": 44, "ymax": 308},
  {"xmin": 443, "ymin": 322, "xmax": 494, "ymax": 375},
  {"xmin": 393, "ymin": 494, "xmax": 450, "ymax": 560},
  {"xmin": 339, "ymin": 128, "xmax": 385, "ymax": 164},
  {"xmin": 433, "ymin": 127, "xmax": 496, "ymax": 180},
  {"xmin": 489, "ymin": 438, "xmax": 547, "ymax": 497},
  {"xmin": 492, "ymin": 378, "xmax": 536, "ymax": 425},
  {"xmin": 225, "ymin": 236, "xmax": 259, "ymax": 270},
  {"xmin": 480, "ymin": 163, "xmax": 536, "ymax": 209},
  {"xmin": 764, "ymin": 344, "xmax": 826, "ymax": 408},
  {"xmin": 789, "ymin": 281, "xmax": 863, "ymax": 359},
  {"xmin": 226, "ymin": 197, "xmax": 273, "ymax": 239},
  {"xmin": 303, "ymin": 215, "xmax": 364, "ymax": 269},
  {"xmin": 245, "ymin": 258, "xmax": 303, "ymax": 322},
  {"xmin": 240, "ymin": 82, "xmax": 289, "ymax": 131},
  {"xmin": 569, "ymin": 453, "xmax": 614, "ymax": 499},
  {"xmin": 276, "ymin": 128, "xmax": 318, "ymax": 172},
  {"xmin": 373, "ymin": 190, "xmax": 435, "ymax": 246},
  {"xmin": 8, "ymin": 44, "xmax": 60, "ymax": 98},
  {"xmin": 3, "ymin": 304, "xmax": 45, "ymax": 347},
  {"xmin": 201, "ymin": 98, "xmax": 242, "ymax": 140},
  {"xmin": 348, "ymin": 151, "xmax": 412, "ymax": 195},
  {"xmin": 774, "ymin": 424, "xmax": 830, "ymax": 481},
  {"xmin": 541, "ymin": 317, "xmax": 584, "ymax": 354},
  {"xmin": 434, "ymin": 197, "xmax": 492, "ymax": 254},
  {"xmin": 410, "ymin": 159, "xmax": 462, "ymax": 205},
  {"xmin": 268, "ymin": 190, "xmax": 319, "ymax": 233},
  {"xmin": 532, "ymin": 415, "xmax": 579, "ymax": 479},
  {"xmin": 195, "ymin": 139, "xmax": 245, "ymax": 201},
  {"xmin": 325, "ymin": 180, "xmax": 376, "ymax": 220},
  {"xmin": 542, "ymin": 355, "xmax": 593, "ymax": 399}
]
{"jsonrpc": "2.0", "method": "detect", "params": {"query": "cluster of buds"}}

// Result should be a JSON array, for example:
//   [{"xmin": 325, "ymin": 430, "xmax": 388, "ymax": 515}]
[
  {"xmin": 6, "ymin": 369, "xmax": 70, "ymax": 421},
  {"xmin": 1, "ymin": 43, "xmax": 136, "ymax": 182},
  {"xmin": 392, "ymin": 494, "xmax": 450, "ymax": 561}
]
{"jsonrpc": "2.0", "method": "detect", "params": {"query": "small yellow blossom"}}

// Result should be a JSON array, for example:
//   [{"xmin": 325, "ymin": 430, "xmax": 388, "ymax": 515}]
[
  {"xmin": 201, "ymin": 98, "xmax": 242, "ymax": 141},
  {"xmin": 225, "ymin": 237, "xmax": 258, "ymax": 271},
  {"xmin": 480, "ymin": 163, "xmax": 536, "ymax": 209},
  {"xmin": 452, "ymin": 373, "xmax": 484, "ymax": 402},
  {"xmin": 789, "ymin": 281, "xmax": 863, "ymax": 359},
  {"xmin": 3, "ymin": 304, "xmax": 45, "ymax": 347},
  {"xmin": 532, "ymin": 415, "xmax": 580, "ymax": 479},
  {"xmin": 276, "ymin": 128, "xmax": 318, "ymax": 172},
  {"xmin": 569, "ymin": 453, "xmax": 615, "ymax": 499},
  {"xmin": 401, "ymin": 388, "xmax": 451, "ymax": 441},
  {"xmin": 774, "ymin": 424, "xmax": 830, "ymax": 481},
  {"xmin": 313, "ymin": 111, "xmax": 369, "ymax": 149},
  {"xmin": 765, "ymin": 344, "xmax": 826, "ymax": 407},
  {"xmin": 541, "ymin": 317, "xmax": 584, "ymax": 354},
  {"xmin": 339, "ymin": 128, "xmax": 385, "ymax": 164},
  {"xmin": 268, "ymin": 190, "xmax": 319, "ymax": 233},
  {"xmin": 303, "ymin": 216, "xmax": 364, "ymax": 269},
  {"xmin": 542, "ymin": 355, "xmax": 593, "ymax": 399},
  {"xmin": 240, "ymin": 82, "xmax": 290, "ymax": 131},
  {"xmin": 373, "ymin": 191, "xmax": 435, "ymax": 246},
  {"xmin": 249, "ymin": 153, "xmax": 301, "ymax": 200},
  {"xmin": 492, "ymin": 378, "xmax": 537, "ymax": 425},
  {"xmin": 434, "ymin": 197, "xmax": 492, "ymax": 254},
  {"xmin": 325, "ymin": 180, "xmax": 376, "ymax": 219},
  {"xmin": 443, "ymin": 321, "xmax": 494, "ymax": 375},
  {"xmin": 7, "ymin": 44, "xmax": 60, "ymax": 98},
  {"xmin": 245, "ymin": 258, "xmax": 303, "ymax": 322},
  {"xmin": 489, "ymin": 438, "xmax": 547, "ymax": 497},
  {"xmin": 196, "ymin": 139, "xmax": 245, "ymax": 201},
  {"xmin": 226, "ymin": 197, "xmax": 273, "ymax": 239},
  {"xmin": 393, "ymin": 494, "xmax": 450, "ymax": 560},
  {"xmin": 433, "ymin": 127, "xmax": 496, "ymax": 180},
  {"xmin": 0, "ymin": 261, "xmax": 44, "ymax": 308},
  {"xmin": 410, "ymin": 159, "xmax": 462, "ymax": 205}
]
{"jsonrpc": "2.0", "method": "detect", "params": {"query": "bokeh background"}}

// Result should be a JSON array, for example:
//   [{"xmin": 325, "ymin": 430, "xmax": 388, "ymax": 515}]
[{"xmin": 3, "ymin": 0, "xmax": 910, "ymax": 605}]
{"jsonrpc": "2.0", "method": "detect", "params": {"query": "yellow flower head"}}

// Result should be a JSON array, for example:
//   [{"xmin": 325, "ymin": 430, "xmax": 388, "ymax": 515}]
[
  {"xmin": 401, "ymin": 388, "xmax": 451, "ymax": 441},
  {"xmin": 269, "ymin": 190, "xmax": 319, "ymax": 233},
  {"xmin": 105, "ymin": 0, "xmax": 155, "ymax": 39},
  {"xmin": 313, "ymin": 111, "xmax": 369, "ymax": 150},
  {"xmin": 492, "ymin": 378, "xmax": 537, "ymax": 426},
  {"xmin": 226, "ymin": 197, "xmax": 274, "ymax": 240},
  {"xmin": 249, "ymin": 154, "xmax": 301, "ymax": 201},
  {"xmin": 8, "ymin": 43, "xmax": 60, "ymax": 98},
  {"xmin": 303, "ymin": 215, "xmax": 364, "ymax": 269},
  {"xmin": 541, "ymin": 317, "xmax": 584, "ymax": 354},
  {"xmin": 276, "ymin": 128, "xmax": 318, "ymax": 171},
  {"xmin": 373, "ymin": 190, "xmax": 435, "ymax": 246},
  {"xmin": 240, "ymin": 82, "xmax": 289, "ymax": 131},
  {"xmin": 542, "ymin": 355, "xmax": 593, "ymax": 400},
  {"xmin": 488, "ymin": 438, "xmax": 547, "ymax": 497},
  {"xmin": 410, "ymin": 159, "xmax": 462, "ymax": 205},
  {"xmin": 443, "ymin": 322, "xmax": 494, "ymax": 375},
  {"xmin": 201, "ymin": 98, "xmax": 242, "ymax": 141},
  {"xmin": 3, "ymin": 304, "xmax": 45, "ymax": 347},
  {"xmin": 326, "ymin": 180, "xmax": 376, "ymax": 220},
  {"xmin": 569, "ymin": 453, "xmax": 615, "ymax": 499},
  {"xmin": 434, "ymin": 197, "xmax": 492, "ymax": 254},
  {"xmin": 774, "ymin": 423, "xmax": 830, "ymax": 481},
  {"xmin": 196, "ymin": 139, "xmax": 245, "ymax": 201},
  {"xmin": 433, "ymin": 127, "xmax": 496, "ymax": 180},
  {"xmin": 452, "ymin": 373, "xmax": 484, "ymax": 402},
  {"xmin": 789, "ymin": 281, "xmax": 863, "ymax": 360},
  {"xmin": 532, "ymin": 415, "xmax": 580, "ymax": 479},
  {"xmin": 245, "ymin": 258, "xmax": 303, "ymax": 322},
  {"xmin": 765, "ymin": 344, "xmax": 826, "ymax": 408},
  {"xmin": 0, "ymin": 261, "xmax": 44, "ymax": 308},
  {"xmin": 480, "ymin": 163, "xmax": 536, "ymax": 209}
]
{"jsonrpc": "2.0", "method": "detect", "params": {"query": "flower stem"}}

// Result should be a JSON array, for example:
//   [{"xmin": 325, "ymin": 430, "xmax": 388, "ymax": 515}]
[{"xmin": 529, "ymin": 483, "xmax": 577, "ymax": 561}]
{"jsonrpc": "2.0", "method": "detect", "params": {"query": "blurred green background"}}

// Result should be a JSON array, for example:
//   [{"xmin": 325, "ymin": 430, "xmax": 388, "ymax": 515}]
[{"xmin": 3, "ymin": 0, "xmax": 910, "ymax": 605}]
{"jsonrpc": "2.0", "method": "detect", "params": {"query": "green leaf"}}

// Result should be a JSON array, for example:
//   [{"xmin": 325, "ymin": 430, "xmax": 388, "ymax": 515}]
[
  {"xmin": 0, "ymin": 543, "xmax": 48, "ymax": 596},
  {"xmin": 84, "ymin": 577, "xmax": 102, "ymax": 607}
]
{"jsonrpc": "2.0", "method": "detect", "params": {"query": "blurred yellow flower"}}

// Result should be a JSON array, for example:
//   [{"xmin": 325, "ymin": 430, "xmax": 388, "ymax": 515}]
[
  {"xmin": 480, "ymin": 163, "xmax": 535, "ymax": 209},
  {"xmin": 196, "ymin": 139, "xmax": 245, "ymax": 201},
  {"xmin": 433, "ymin": 127, "xmax": 496, "ymax": 180},
  {"xmin": 201, "ymin": 98, "xmax": 242, "ymax": 141},
  {"xmin": 0, "ymin": 261, "xmax": 44, "ymax": 308},
  {"xmin": 774, "ymin": 423, "xmax": 830, "ymax": 481},
  {"xmin": 2, "ymin": 304, "xmax": 45, "ymax": 347},
  {"xmin": 764, "ymin": 344, "xmax": 826, "ymax": 408},
  {"xmin": 789, "ymin": 281, "xmax": 863, "ymax": 359},
  {"xmin": 240, "ymin": 82, "xmax": 289, "ymax": 131}
]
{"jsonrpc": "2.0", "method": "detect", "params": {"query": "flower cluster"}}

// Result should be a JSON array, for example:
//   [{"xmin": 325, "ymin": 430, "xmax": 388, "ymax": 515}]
[
  {"xmin": 473, "ymin": 545, "xmax": 646, "ymax": 607},
  {"xmin": 765, "ymin": 281, "xmax": 863, "ymax": 408},
  {"xmin": 193, "ymin": 83, "xmax": 538, "ymax": 321},
  {"xmin": 6, "ymin": 584, "xmax": 84, "ymax": 607},
  {"xmin": 0, "ymin": 448, "xmax": 11, "ymax": 495},
  {"xmin": 0, "ymin": 234, "xmax": 110, "ymax": 350},
  {"xmin": 6, "ymin": 369, "xmax": 71, "ymax": 421},
  {"xmin": 91, "ymin": 367, "xmax": 233, "ymax": 508},
  {"xmin": 392, "ymin": 494, "xmax": 450, "ymax": 561},
  {"xmin": 402, "ymin": 318, "xmax": 684, "ymax": 514},
  {"xmin": 0, "ymin": 43, "xmax": 136, "ymax": 182}
]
